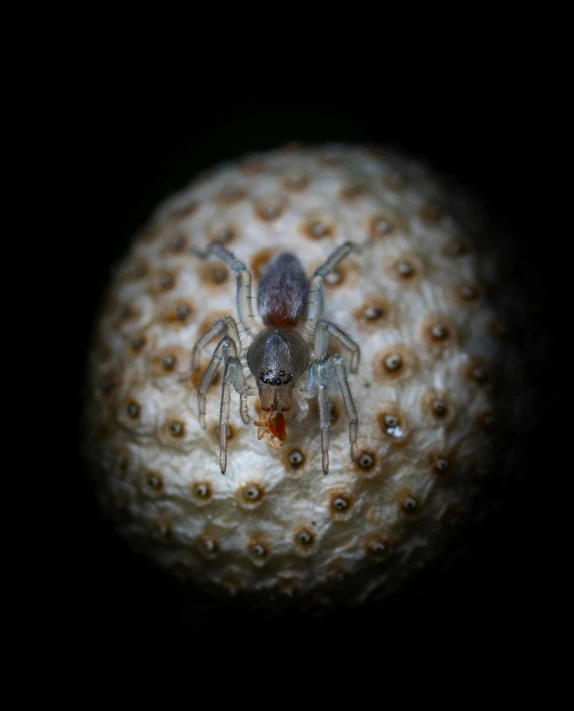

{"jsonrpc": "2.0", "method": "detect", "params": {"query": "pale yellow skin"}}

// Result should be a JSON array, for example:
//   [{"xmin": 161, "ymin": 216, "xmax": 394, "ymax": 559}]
[{"xmin": 85, "ymin": 144, "xmax": 520, "ymax": 608}]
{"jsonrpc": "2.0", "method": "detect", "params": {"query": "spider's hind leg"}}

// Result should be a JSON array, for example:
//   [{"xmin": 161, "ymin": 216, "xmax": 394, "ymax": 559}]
[{"xmin": 306, "ymin": 241, "xmax": 360, "ymax": 330}]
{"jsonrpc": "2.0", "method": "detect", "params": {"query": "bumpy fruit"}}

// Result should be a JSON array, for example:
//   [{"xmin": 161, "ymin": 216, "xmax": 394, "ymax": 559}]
[{"xmin": 85, "ymin": 144, "xmax": 525, "ymax": 609}]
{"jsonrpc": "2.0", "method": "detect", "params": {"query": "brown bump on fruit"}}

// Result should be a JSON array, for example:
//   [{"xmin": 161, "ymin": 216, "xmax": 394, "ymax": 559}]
[
  {"xmin": 117, "ymin": 259, "xmax": 151, "ymax": 281},
  {"xmin": 250, "ymin": 248, "xmax": 276, "ymax": 279},
  {"xmin": 475, "ymin": 410, "xmax": 496, "ymax": 434},
  {"xmin": 167, "ymin": 232, "xmax": 188, "ymax": 254},
  {"xmin": 355, "ymin": 450, "xmax": 376, "ymax": 473},
  {"xmin": 112, "ymin": 447, "xmax": 130, "ymax": 475},
  {"xmin": 489, "ymin": 317, "xmax": 510, "ymax": 340},
  {"xmin": 239, "ymin": 482, "xmax": 265, "ymax": 510},
  {"xmin": 294, "ymin": 527, "xmax": 315, "ymax": 556},
  {"xmin": 300, "ymin": 214, "xmax": 335, "ymax": 240},
  {"xmin": 239, "ymin": 157, "xmax": 264, "ymax": 174},
  {"xmin": 118, "ymin": 303, "xmax": 140, "ymax": 322},
  {"xmin": 145, "ymin": 470, "xmax": 164, "ymax": 493},
  {"xmin": 198, "ymin": 261, "xmax": 230, "ymax": 288},
  {"xmin": 323, "ymin": 265, "xmax": 346, "ymax": 288},
  {"xmin": 208, "ymin": 224, "xmax": 238, "ymax": 245},
  {"xmin": 283, "ymin": 447, "xmax": 305, "ymax": 473},
  {"xmin": 191, "ymin": 481, "xmax": 212, "ymax": 504},
  {"xmin": 277, "ymin": 577, "xmax": 300, "ymax": 598},
  {"xmin": 138, "ymin": 226, "xmax": 162, "ymax": 244},
  {"xmin": 197, "ymin": 535, "xmax": 219, "ymax": 559},
  {"xmin": 442, "ymin": 237, "xmax": 471, "ymax": 257},
  {"xmin": 98, "ymin": 371, "xmax": 118, "ymax": 397},
  {"xmin": 168, "ymin": 200, "xmax": 198, "ymax": 221},
  {"xmin": 383, "ymin": 171, "xmax": 408, "ymax": 191},
  {"xmin": 354, "ymin": 297, "xmax": 394, "ymax": 332},
  {"xmin": 151, "ymin": 346, "xmax": 186, "ymax": 376},
  {"xmin": 319, "ymin": 154, "xmax": 344, "ymax": 167},
  {"xmin": 329, "ymin": 491, "xmax": 353, "ymax": 521},
  {"xmin": 129, "ymin": 334, "xmax": 147, "ymax": 353},
  {"xmin": 215, "ymin": 185, "xmax": 247, "ymax": 205},
  {"xmin": 339, "ymin": 182, "xmax": 368, "ymax": 200},
  {"xmin": 326, "ymin": 564, "xmax": 347, "ymax": 584},
  {"xmin": 248, "ymin": 539, "xmax": 269, "ymax": 566},
  {"xmin": 420, "ymin": 200, "xmax": 445, "ymax": 224},
  {"xmin": 150, "ymin": 271, "xmax": 177, "ymax": 295},
  {"xmin": 164, "ymin": 300, "xmax": 194, "ymax": 326},
  {"xmin": 373, "ymin": 345, "xmax": 418, "ymax": 384},
  {"xmin": 366, "ymin": 536, "xmax": 390, "ymax": 562},
  {"xmin": 282, "ymin": 171, "xmax": 310, "ymax": 192},
  {"xmin": 398, "ymin": 489, "xmax": 419, "ymax": 514},
  {"xmin": 365, "ymin": 144, "xmax": 386, "ymax": 159},
  {"xmin": 124, "ymin": 399, "xmax": 141, "ymax": 420},
  {"xmin": 152, "ymin": 517, "xmax": 173, "ymax": 541},
  {"xmin": 464, "ymin": 357, "xmax": 493, "ymax": 387},
  {"xmin": 420, "ymin": 313, "xmax": 458, "ymax": 355},
  {"xmin": 368, "ymin": 212, "xmax": 396, "ymax": 238},
  {"xmin": 377, "ymin": 405, "xmax": 409, "ymax": 443},
  {"xmin": 254, "ymin": 196, "xmax": 286, "ymax": 222},
  {"xmin": 455, "ymin": 283, "xmax": 482, "ymax": 304},
  {"xmin": 429, "ymin": 450, "xmax": 450, "ymax": 479},
  {"xmin": 421, "ymin": 389, "xmax": 454, "ymax": 425},
  {"xmin": 386, "ymin": 253, "xmax": 424, "ymax": 285},
  {"xmin": 166, "ymin": 418, "xmax": 185, "ymax": 438}
]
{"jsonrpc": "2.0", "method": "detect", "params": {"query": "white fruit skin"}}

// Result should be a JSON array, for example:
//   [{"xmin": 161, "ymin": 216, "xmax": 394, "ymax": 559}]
[{"xmin": 86, "ymin": 145, "xmax": 520, "ymax": 607}]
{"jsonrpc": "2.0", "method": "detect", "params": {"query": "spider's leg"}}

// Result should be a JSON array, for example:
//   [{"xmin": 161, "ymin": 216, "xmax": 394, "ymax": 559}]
[
  {"xmin": 305, "ymin": 360, "xmax": 333, "ymax": 474},
  {"xmin": 191, "ymin": 315, "xmax": 242, "ymax": 372},
  {"xmin": 314, "ymin": 319, "xmax": 360, "ymax": 373},
  {"xmin": 197, "ymin": 336, "xmax": 236, "ymax": 428},
  {"xmin": 219, "ymin": 353, "xmax": 249, "ymax": 474},
  {"xmin": 326, "ymin": 353, "xmax": 359, "ymax": 462},
  {"xmin": 306, "ymin": 241, "xmax": 360, "ymax": 330},
  {"xmin": 204, "ymin": 243, "xmax": 259, "ymax": 336}
]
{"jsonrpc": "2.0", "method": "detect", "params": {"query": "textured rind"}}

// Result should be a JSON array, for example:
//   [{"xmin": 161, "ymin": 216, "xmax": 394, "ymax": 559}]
[{"xmin": 85, "ymin": 144, "xmax": 523, "ymax": 609}]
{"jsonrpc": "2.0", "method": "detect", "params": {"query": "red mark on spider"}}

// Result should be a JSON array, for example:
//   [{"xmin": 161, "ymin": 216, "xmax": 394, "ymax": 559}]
[{"xmin": 254, "ymin": 411, "xmax": 287, "ymax": 449}]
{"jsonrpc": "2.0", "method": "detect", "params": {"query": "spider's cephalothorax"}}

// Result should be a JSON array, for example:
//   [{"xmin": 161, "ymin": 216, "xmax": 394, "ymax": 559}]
[{"xmin": 191, "ymin": 242, "xmax": 361, "ymax": 474}]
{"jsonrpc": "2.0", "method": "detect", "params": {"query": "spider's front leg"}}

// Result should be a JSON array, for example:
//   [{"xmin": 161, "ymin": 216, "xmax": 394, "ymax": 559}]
[
  {"xmin": 303, "ymin": 355, "xmax": 359, "ymax": 474},
  {"xmin": 197, "ymin": 335, "xmax": 255, "ymax": 473}
]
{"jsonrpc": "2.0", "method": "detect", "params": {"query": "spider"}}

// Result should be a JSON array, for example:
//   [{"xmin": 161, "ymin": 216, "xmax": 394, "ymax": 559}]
[{"xmin": 191, "ymin": 240, "xmax": 361, "ymax": 475}]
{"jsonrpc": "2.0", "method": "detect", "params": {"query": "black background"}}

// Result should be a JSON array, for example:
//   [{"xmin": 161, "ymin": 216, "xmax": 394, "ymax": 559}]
[{"xmin": 64, "ymin": 70, "xmax": 557, "ymax": 666}]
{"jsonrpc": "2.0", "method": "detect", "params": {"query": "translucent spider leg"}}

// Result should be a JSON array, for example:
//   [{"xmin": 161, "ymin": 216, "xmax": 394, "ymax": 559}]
[
  {"xmin": 304, "ymin": 354, "xmax": 359, "ymax": 474},
  {"xmin": 314, "ymin": 320, "xmax": 360, "ymax": 373},
  {"xmin": 197, "ymin": 335, "xmax": 255, "ymax": 472},
  {"xmin": 197, "ymin": 242, "xmax": 260, "ymax": 337},
  {"xmin": 191, "ymin": 315, "xmax": 243, "ymax": 373},
  {"xmin": 307, "ymin": 241, "xmax": 360, "ymax": 331},
  {"xmin": 219, "ymin": 351, "xmax": 254, "ymax": 473}
]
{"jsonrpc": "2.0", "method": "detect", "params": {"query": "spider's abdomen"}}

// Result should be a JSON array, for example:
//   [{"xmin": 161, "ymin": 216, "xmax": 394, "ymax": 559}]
[{"xmin": 257, "ymin": 253, "xmax": 308, "ymax": 328}]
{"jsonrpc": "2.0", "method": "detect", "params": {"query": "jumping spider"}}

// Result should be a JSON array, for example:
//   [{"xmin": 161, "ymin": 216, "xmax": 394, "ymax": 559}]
[{"xmin": 191, "ymin": 241, "xmax": 360, "ymax": 474}]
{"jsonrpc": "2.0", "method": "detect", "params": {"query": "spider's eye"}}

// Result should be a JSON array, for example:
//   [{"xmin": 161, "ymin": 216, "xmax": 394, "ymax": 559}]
[
  {"xmin": 279, "ymin": 370, "xmax": 285, "ymax": 377},
  {"xmin": 267, "ymin": 370, "xmax": 273, "ymax": 376},
  {"xmin": 274, "ymin": 378, "xmax": 282, "ymax": 385}
]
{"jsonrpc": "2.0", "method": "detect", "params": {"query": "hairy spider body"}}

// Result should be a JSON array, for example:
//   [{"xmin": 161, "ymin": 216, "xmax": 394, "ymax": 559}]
[{"xmin": 191, "ymin": 241, "xmax": 361, "ymax": 475}]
